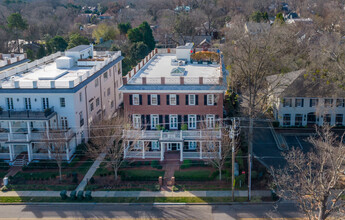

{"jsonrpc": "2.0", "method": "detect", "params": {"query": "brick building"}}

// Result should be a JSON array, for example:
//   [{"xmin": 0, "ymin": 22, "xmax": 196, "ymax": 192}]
[{"xmin": 120, "ymin": 44, "xmax": 227, "ymax": 161}]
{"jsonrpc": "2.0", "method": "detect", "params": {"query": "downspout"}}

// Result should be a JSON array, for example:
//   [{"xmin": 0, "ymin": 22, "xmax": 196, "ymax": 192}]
[{"xmin": 84, "ymin": 86, "xmax": 90, "ymax": 138}]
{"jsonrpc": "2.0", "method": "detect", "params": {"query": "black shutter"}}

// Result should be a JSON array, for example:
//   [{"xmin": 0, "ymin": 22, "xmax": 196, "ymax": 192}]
[
  {"xmin": 177, "ymin": 95, "xmax": 180, "ymax": 105},
  {"xmin": 141, "ymin": 115, "xmax": 145, "ymax": 129},
  {"xmin": 159, "ymin": 115, "xmax": 163, "ymax": 125},
  {"xmin": 185, "ymin": 95, "xmax": 189, "ymax": 105},
  {"xmin": 146, "ymin": 115, "xmax": 150, "ymax": 130},
  {"xmin": 148, "ymin": 95, "xmax": 151, "ymax": 105},
  {"xmin": 214, "ymin": 95, "xmax": 218, "ymax": 106},
  {"xmin": 158, "ymin": 95, "xmax": 161, "ymax": 105},
  {"xmin": 129, "ymin": 95, "xmax": 133, "ymax": 105},
  {"xmin": 302, "ymin": 99, "xmax": 304, "ymax": 107},
  {"xmin": 165, "ymin": 115, "xmax": 169, "ymax": 130},
  {"xmin": 139, "ymin": 95, "xmax": 142, "ymax": 105},
  {"xmin": 204, "ymin": 95, "xmax": 207, "ymax": 105},
  {"xmin": 166, "ymin": 95, "xmax": 170, "ymax": 105},
  {"xmin": 197, "ymin": 115, "xmax": 201, "ymax": 129},
  {"xmin": 178, "ymin": 115, "xmax": 182, "ymax": 129},
  {"xmin": 184, "ymin": 115, "xmax": 188, "ymax": 124},
  {"xmin": 196, "ymin": 95, "xmax": 199, "ymax": 105}
]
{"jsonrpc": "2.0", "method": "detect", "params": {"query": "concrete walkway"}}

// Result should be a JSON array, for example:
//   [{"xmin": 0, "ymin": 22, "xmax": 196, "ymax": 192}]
[
  {"xmin": 75, "ymin": 153, "xmax": 106, "ymax": 192},
  {"xmin": 0, "ymin": 190, "xmax": 271, "ymax": 198}
]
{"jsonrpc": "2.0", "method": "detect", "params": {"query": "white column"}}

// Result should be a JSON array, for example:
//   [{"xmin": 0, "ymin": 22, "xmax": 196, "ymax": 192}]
[
  {"xmin": 160, "ymin": 142, "xmax": 164, "ymax": 161},
  {"xmin": 27, "ymin": 144, "xmax": 32, "ymax": 162},
  {"xmin": 9, "ymin": 144, "xmax": 13, "ymax": 162},
  {"xmin": 26, "ymin": 121, "xmax": 31, "ymax": 135},
  {"xmin": 142, "ymin": 142, "xmax": 145, "ymax": 159},
  {"xmin": 45, "ymin": 121, "xmax": 49, "ymax": 138},
  {"xmin": 199, "ymin": 141, "xmax": 203, "ymax": 159},
  {"xmin": 180, "ymin": 142, "xmax": 183, "ymax": 162},
  {"xmin": 8, "ymin": 121, "xmax": 12, "ymax": 133},
  {"xmin": 66, "ymin": 143, "xmax": 70, "ymax": 161},
  {"xmin": 48, "ymin": 148, "xmax": 51, "ymax": 159}
]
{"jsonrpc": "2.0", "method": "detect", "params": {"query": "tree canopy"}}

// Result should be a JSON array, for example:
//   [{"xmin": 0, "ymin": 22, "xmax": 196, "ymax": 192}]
[
  {"xmin": 47, "ymin": 35, "xmax": 68, "ymax": 53},
  {"xmin": 67, "ymin": 33, "xmax": 89, "ymax": 49},
  {"xmin": 92, "ymin": 23, "xmax": 117, "ymax": 44},
  {"xmin": 7, "ymin": 13, "xmax": 27, "ymax": 31},
  {"xmin": 128, "ymin": 21, "xmax": 155, "ymax": 50},
  {"xmin": 118, "ymin": 22, "xmax": 132, "ymax": 35}
]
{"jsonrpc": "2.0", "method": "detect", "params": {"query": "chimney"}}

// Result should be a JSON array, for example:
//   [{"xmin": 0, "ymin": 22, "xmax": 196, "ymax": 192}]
[
  {"xmin": 14, "ymin": 81, "xmax": 20, "ymax": 88},
  {"xmin": 32, "ymin": 81, "xmax": 37, "ymax": 88},
  {"xmin": 161, "ymin": 77, "xmax": 165, "ymax": 85},
  {"xmin": 199, "ymin": 77, "xmax": 203, "ymax": 85},
  {"xmin": 0, "ymin": 53, "xmax": 2, "ymax": 59},
  {"xmin": 50, "ymin": 81, "xmax": 55, "ymax": 88},
  {"xmin": 122, "ymin": 77, "xmax": 127, "ymax": 85},
  {"xmin": 180, "ymin": 77, "xmax": 184, "ymax": 85},
  {"xmin": 16, "ymin": 56, "xmax": 20, "ymax": 62},
  {"xmin": 142, "ymin": 77, "xmax": 146, "ymax": 85},
  {"xmin": 155, "ymin": 48, "xmax": 158, "ymax": 54},
  {"xmin": 219, "ymin": 77, "xmax": 223, "ymax": 84},
  {"xmin": 10, "ymin": 53, "xmax": 14, "ymax": 58},
  {"xmin": 7, "ymin": 59, "xmax": 11, "ymax": 65}
]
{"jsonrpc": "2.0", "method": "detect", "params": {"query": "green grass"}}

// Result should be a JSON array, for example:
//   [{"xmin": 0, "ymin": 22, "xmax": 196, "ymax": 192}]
[
  {"xmin": 0, "ymin": 196, "xmax": 262, "ymax": 203},
  {"xmin": 0, "ymin": 172, "xmax": 7, "ymax": 179},
  {"xmin": 174, "ymin": 170, "xmax": 213, "ymax": 181},
  {"xmin": 119, "ymin": 169, "xmax": 164, "ymax": 181},
  {"xmin": 8, "ymin": 184, "xmax": 77, "ymax": 191}
]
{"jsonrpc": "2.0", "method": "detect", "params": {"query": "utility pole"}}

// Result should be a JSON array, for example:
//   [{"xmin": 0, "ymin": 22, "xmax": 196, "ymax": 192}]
[{"xmin": 230, "ymin": 117, "xmax": 240, "ymax": 201}]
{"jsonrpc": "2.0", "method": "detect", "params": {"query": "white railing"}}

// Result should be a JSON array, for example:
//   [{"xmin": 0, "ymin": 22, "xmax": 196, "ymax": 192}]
[
  {"xmin": 32, "ymin": 153, "xmax": 50, "ymax": 160},
  {"xmin": 146, "ymin": 77, "xmax": 161, "ymax": 84},
  {"xmin": 0, "ymin": 153, "xmax": 9, "ymax": 159},
  {"xmin": 124, "ymin": 130, "xmax": 221, "ymax": 140},
  {"xmin": 161, "ymin": 131, "xmax": 182, "ymax": 140},
  {"xmin": 183, "ymin": 152, "xmax": 200, "ymax": 158},
  {"xmin": 9, "ymin": 133, "xmax": 29, "ymax": 141},
  {"xmin": 125, "ymin": 151, "xmax": 142, "ymax": 158},
  {"xmin": 0, "ymin": 133, "xmax": 8, "ymax": 140},
  {"xmin": 165, "ymin": 77, "xmax": 180, "ymax": 84},
  {"xmin": 184, "ymin": 77, "xmax": 200, "ymax": 84},
  {"xmin": 202, "ymin": 152, "xmax": 218, "ymax": 159},
  {"xmin": 145, "ymin": 151, "xmax": 161, "ymax": 158},
  {"xmin": 143, "ymin": 131, "xmax": 161, "ymax": 138}
]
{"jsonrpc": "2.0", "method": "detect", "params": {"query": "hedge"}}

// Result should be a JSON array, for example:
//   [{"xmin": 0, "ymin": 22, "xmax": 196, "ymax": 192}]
[
  {"xmin": 174, "ymin": 170, "xmax": 213, "ymax": 181},
  {"xmin": 119, "ymin": 170, "xmax": 164, "ymax": 181}
]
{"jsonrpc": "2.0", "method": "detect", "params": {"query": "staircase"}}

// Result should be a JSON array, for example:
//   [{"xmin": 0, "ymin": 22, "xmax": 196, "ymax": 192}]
[{"xmin": 12, "ymin": 154, "xmax": 27, "ymax": 167}]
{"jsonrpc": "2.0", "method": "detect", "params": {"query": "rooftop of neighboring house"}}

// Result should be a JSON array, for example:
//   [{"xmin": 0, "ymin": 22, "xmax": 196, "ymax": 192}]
[
  {"xmin": 0, "ymin": 53, "xmax": 29, "ymax": 70},
  {"xmin": 244, "ymin": 22, "xmax": 271, "ymax": 35},
  {"xmin": 0, "ymin": 45, "xmax": 122, "ymax": 90},
  {"xmin": 268, "ymin": 69, "xmax": 345, "ymax": 98}
]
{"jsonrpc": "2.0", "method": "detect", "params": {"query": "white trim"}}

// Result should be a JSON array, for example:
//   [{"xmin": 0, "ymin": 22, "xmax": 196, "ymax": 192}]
[
  {"xmin": 207, "ymin": 94, "xmax": 214, "ymax": 106},
  {"xmin": 133, "ymin": 114, "xmax": 141, "ymax": 128},
  {"xmin": 120, "ymin": 90, "xmax": 224, "ymax": 93},
  {"xmin": 169, "ymin": 94, "xmax": 177, "ymax": 105},
  {"xmin": 151, "ymin": 114, "xmax": 159, "ymax": 129},
  {"xmin": 169, "ymin": 114, "xmax": 178, "ymax": 129},
  {"xmin": 188, "ymin": 114, "xmax": 197, "ymax": 129},
  {"xmin": 188, "ymin": 94, "xmax": 196, "ymax": 105},
  {"xmin": 151, "ymin": 94, "xmax": 158, "ymax": 105},
  {"xmin": 133, "ymin": 94, "xmax": 140, "ymax": 105}
]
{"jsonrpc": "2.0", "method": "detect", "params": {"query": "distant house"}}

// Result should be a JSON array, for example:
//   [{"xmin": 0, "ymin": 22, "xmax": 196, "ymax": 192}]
[
  {"xmin": 174, "ymin": 5, "xmax": 191, "ymax": 13},
  {"xmin": 94, "ymin": 40, "xmax": 114, "ymax": 51},
  {"xmin": 244, "ymin": 22, "xmax": 271, "ymax": 35},
  {"xmin": 268, "ymin": 70, "xmax": 345, "ymax": 127},
  {"xmin": 178, "ymin": 35, "xmax": 212, "ymax": 47},
  {"xmin": 99, "ymin": 13, "xmax": 113, "ymax": 20},
  {"xmin": 197, "ymin": 38, "xmax": 212, "ymax": 51}
]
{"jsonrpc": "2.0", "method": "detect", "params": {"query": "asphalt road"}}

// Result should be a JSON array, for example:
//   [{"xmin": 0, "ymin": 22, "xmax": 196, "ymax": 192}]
[{"xmin": 0, "ymin": 203, "xmax": 303, "ymax": 219}]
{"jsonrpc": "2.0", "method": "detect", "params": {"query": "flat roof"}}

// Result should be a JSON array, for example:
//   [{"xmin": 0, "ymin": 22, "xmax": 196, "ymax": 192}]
[
  {"xmin": 129, "ymin": 54, "xmax": 220, "ymax": 82},
  {"xmin": 66, "ymin": 45, "xmax": 91, "ymax": 52}
]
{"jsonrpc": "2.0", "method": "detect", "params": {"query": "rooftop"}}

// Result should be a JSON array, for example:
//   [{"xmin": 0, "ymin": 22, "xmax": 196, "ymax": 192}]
[
  {"xmin": 128, "ymin": 54, "xmax": 221, "ymax": 84},
  {"xmin": 66, "ymin": 45, "xmax": 92, "ymax": 52}
]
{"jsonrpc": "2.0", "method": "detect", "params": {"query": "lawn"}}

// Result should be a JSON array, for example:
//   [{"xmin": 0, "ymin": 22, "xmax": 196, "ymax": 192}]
[
  {"xmin": 119, "ymin": 169, "xmax": 165, "ymax": 181},
  {"xmin": 0, "ymin": 172, "xmax": 7, "ymax": 179},
  {"xmin": 0, "ymin": 196, "xmax": 266, "ymax": 203},
  {"xmin": 174, "ymin": 170, "xmax": 213, "ymax": 181}
]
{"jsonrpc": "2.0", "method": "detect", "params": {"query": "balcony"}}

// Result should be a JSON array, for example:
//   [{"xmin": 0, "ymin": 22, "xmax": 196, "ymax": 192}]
[
  {"xmin": 0, "ymin": 107, "xmax": 56, "ymax": 120},
  {"xmin": 123, "ymin": 130, "xmax": 221, "ymax": 141}
]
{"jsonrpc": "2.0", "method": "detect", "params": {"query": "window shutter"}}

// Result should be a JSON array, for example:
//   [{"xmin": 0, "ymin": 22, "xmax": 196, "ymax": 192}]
[
  {"xmin": 158, "ymin": 95, "xmax": 161, "ymax": 105},
  {"xmin": 302, "ymin": 99, "xmax": 304, "ymax": 107},
  {"xmin": 196, "ymin": 95, "xmax": 199, "ymax": 105},
  {"xmin": 177, "ymin": 95, "xmax": 180, "ymax": 105},
  {"xmin": 139, "ymin": 95, "xmax": 142, "ymax": 105},
  {"xmin": 204, "ymin": 95, "xmax": 207, "ymax": 105},
  {"xmin": 165, "ymin": 115, "xmax": 169, "ymax": 130},
  {"xmin": 129, "ymin": 95, "xmax": 133, "ymax": 105},
  {"xmin": 141, "ymin": 115, "xmax": 145, "ymax": 129},
  {"xmin": 148, "ymin": 95, "xmax": 151, "ymax": 105},
  {"xmin": 178, "ymin": 115, "xmax": 182, "ymax": 129},
  {"xmin": 197, "ymin": 115, "xmax": 201, "ymax": 129},
  {"xmin": 214, "ymin": 95, "xmax": 218, "ymax": 106},
  {"xmin": 166, "ymin": 95, "xmax": 170, "ymax": 105},
  {"xmin": 159, "ymin": 115, "xmax": 163, "ymax": 125},
  {"xmin": 184, "ymin": 115, "xmax": 188, "ymax": 124},
  {"xmin": 185, "ymin": 95, "xmax": 189, "ymax": 105},
  {"xmin": 146, "ymin": 115, "xmax": 150, "ymax": 130}
]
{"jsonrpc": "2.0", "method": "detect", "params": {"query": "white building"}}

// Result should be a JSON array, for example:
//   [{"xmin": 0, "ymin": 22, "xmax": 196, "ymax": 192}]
[
  {"xmin": 0, "ymin": 45, "xmax": 124, "ymax": 165},
  {"xmin": 268, "ymin": 70, "xmax": 345, "ymax": 127}
]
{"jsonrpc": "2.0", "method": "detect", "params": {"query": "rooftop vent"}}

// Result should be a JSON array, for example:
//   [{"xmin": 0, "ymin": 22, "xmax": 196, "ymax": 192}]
[{"xmin": 170, "ymin": 67, "xmax": 185, "ymax": 76}]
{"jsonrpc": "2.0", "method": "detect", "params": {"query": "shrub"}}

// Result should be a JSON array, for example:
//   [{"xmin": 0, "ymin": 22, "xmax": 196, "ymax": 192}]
[
  {"xmin": 154, "ymin": 184, "xmax": 160, "ymax": 191},
  {"xmin": 235, "ymin": 174, "xmax": 246, "ymax": 187},
  {"xmin": 77, "ymin": 191, "xmax": 84, "ymax": 200},
  {"xmin": 89, "ymin": 177, "xmax": 95, "ymax": 184},
  {"xmin": 70, "ymin": 190, "xmax": 77, "ymax": 200},
  {"xmin": 119, "ymin": 170, "xmax": 164, "ymax": 181},
  {"xmin": 60, "ymin": 190, "xmax": 67, "ymax": 200},
  {"xmin": 172, "ymin": 185, "xmax": 179, "ymax": 192},
  {"xmin": 272, "ymin": 121, "xmax": 280, "ymax": 127},
  {"xmin": 156, "ymin": 165, "xmax": 162, "ymax": 170},
  {"xmin": 175, "ymin": 170, "xmax": 212, "ymax": 181},
  {"xmin": 251, "ymin": 171, "xmax": 258, "ymax": 179},
  {"xmin": 151, "ymin": 160, "xmax": 160, "ymax": 169},
  {"xmin": 85, "ymin": 191, "xmax": 92, "ymax": 200},
  {"xmin": 72, "ymin": 175, "xmax": 78, "ymax": 184},
  {"xmin": 211, "ymin": 170, "xmax": 230, "ymax": 180},
  {"xmin": 180, "ymin": 160, "xmax": 192, "ymax": 169}
]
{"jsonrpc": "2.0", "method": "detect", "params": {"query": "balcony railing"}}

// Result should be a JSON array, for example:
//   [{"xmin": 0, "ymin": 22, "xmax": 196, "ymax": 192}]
[
  {"xmin": 123, "ymin": 130, "xmax": 221, "ymax": 140},
  {"xmin": 0, "ymin": 107, "xmax": 56, "ymax": 120}
]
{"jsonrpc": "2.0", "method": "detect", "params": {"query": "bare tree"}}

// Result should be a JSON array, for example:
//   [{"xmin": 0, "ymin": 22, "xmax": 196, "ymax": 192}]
[
  {"xmin": 223, "ymin": 23, "xmax": 302, "ymax": 199},
  {"xmin": 87, "ymin": 115, "xmax": 136, "ymax": 181},
  {"xmin": 271, "ymin": 126, "xmax": 345, "ymax": 220},
  {"xmin": 45, "ymin": 130, "xmax": 68, "ymax": 182}
]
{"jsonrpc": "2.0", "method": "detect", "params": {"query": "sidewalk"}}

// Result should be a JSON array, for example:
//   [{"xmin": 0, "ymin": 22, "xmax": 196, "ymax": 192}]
[{"xmin": 0, "ymin": 190, "xmax": 271, "ymax": 198}]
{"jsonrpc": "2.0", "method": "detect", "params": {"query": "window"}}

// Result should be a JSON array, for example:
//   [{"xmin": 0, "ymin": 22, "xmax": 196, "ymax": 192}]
[
  {"xmin": 151, "ymin": 94, "xmax": 158, "ymax": 105},
  {"xmin": 96, "ymin": 98, "xmax": 100, "ymax": 107},
  {"xmin": 79, "ymin": 92, "xmax": 82, "ymax": 102},
  {"xmin": 42, "ymin": 98, "xmax": 49, "ymax": 109},
  {"xmin": 6, "ymin": 98, "xmax": 13, "ymax": 110},
  {"xmin": 188, "ymin": 141, "xmax": 197, "ymax": 150},
  {"xmin": 310, "ymin": 98, "xmax": 318, "ymax": 107},
  {"xmin": 133, "ymin": 141, "xmax": 142, "ymax": 149},
  {"xmin": 188, "ymin": 115, "xmax": 197, "ymax": 129},
  {"xmin": 295, "ymin": 114, "xmax": 303, "ymax": 126},
  {"xmin": 295, "ymin": 98, "xmax": 304, "ymax": 107},
  {"xmin": 111, "ymin": 101, "xmax": 114, "ymax": 108},
  {"xmin": 24, "ymin": 98, "xmax": 31, "ymax": 110},
  {"xmin": 151, "ymin": 141, "xmax": 160, "ymax": 150},
  {"xmin": 323, "ymin": 114, "xmax": 331, "ymax": 124},
  {"xmin": 283, "ymin": 98, "xmax": 292, "ymax": 107},
  {"xmin": 79, "ymin": 112, "xmax": 84, "ymax": 127},
  {"xmin": 336, "ymin": 114, "xmax": 343, "ymax": 126},
  {"xmin": 60, "ymin": 98, "xmax": 65, "ymax": 108},
  {"xmin": 189, "ymin": 95, "xmax": 196, "ymax": 105},
  {"xmin": 103, "ymin": 72, "xmax": 108, "ymax": 80},
  {"xmin": 133, "ymin": 94, "xmax": 140, "ymax": 105},
  {"xmin": 61, "ymin": 117, "xmax": 68, "ymax": 130},
  {"xmin": 95, "ymin": 78, "xmax": 99, "ymax": 87},
  {"xmin": 283, "ymin": 114, "xmax": 291, "ymax": 126},
  {"xmin": 336, "ymin": 99, "xmax": 345, "ymax": 107},
  {"xmin": 90, "ymin": 102, "xmax": 94, "ymax": 112},
  {"xmin": 169, "ymin": 114, "xmax": 178, "ymax": 129},
  {"xmin": 107, "ymin": 88, "xmax": 111, "ymax": 96},
  {"xmin": 170, "ymin": 94, "xmax": 177, "ymax": 105},
  {"xmin": 206, "ymin": 114, "xmax": 215, "ymax": 128},
  {"xmin": 151, "ymin": 114, "xmax": 159, "ymax": 129},
  {"xmin": 324, "ymin": 99, "xmax": 333, "ymax": 108},
  {"xmin": 207, "ymin": 94, "xmax": 214, "ymax": 106},
  {"xmin": 133, "ymin": 114, "xmax": 141, "ymax": 128}
]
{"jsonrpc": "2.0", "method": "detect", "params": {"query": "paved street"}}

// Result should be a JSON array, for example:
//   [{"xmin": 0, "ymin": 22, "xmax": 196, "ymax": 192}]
[{"xmin": 0, "ymin": 203, "xmax": 303, "ymax": 219}]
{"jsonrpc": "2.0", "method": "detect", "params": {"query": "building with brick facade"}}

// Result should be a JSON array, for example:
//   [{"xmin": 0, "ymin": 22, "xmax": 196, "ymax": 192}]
[{"xmin": 120, "ymin": 44, "xmax": 227, "ymax": 161}]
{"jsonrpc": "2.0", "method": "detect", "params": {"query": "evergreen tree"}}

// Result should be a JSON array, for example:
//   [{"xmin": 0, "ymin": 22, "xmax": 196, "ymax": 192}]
[
  {"xmin": 118, "ymin": 22, "xmax": 132, "ymax": 35},
  {"xmin": 7, "ymin": 13, "xmax": 28, "ymax": 52},
  {"xmin": 26, "ymin": 49, "xmax": 35, "ymax": 60},
  {"xmin": 36, "ymin": 44, "xmax": 46, "ymax": 59},
  {"xmin": 139, "ymin": 21, "xmax": 155, "ymax": 50},
  {"xmin": 47, "ymin": 36, "xmax": 68, "ymax": 52},
  {"xmin": 68, "ymin": 33, "xmax": 89, "ymax": 49}
]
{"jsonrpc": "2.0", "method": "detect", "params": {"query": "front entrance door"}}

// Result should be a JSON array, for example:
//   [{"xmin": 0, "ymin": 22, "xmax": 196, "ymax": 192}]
[{"xmin": 166, "ymin": 143, "xmax": 181, "ymax": 151}]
